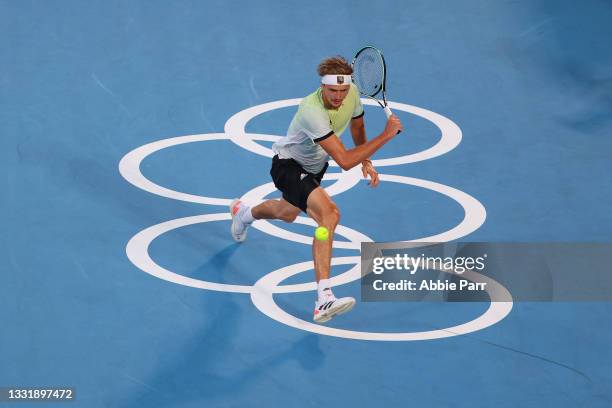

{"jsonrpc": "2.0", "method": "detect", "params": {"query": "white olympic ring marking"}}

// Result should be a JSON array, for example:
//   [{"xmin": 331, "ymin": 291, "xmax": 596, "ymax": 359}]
[
  {"xmin": 124, "ymin": 170, "xmax": 487, "ymax": 290},
  {"xmin": 118, "ymin": 132, "xmax": 358, "ymax": 207},
  {"xmin": 125, "ymin": 213, "xmax": 512, "ymax": 341},
  {"xmin": 125, "ymin": 214, "xmax": 370, "ymax": 294},
  {"xmin": 242, "ymin": 172, "xmax": 486, "ymax": 249},
  {"xmin": 119, "ymin": 98, "xmax": 512, "ymax": 341},
  {"xmin": 225, "ymin": 99, "xmax": 462, "ymax": 167},
  {"xmin": 251, "ymin": 257, "xmax": 513, "ymax": 341},
  {"xmin": 119, "ymin": 135, "xmax": 486, "ymax": 249}
]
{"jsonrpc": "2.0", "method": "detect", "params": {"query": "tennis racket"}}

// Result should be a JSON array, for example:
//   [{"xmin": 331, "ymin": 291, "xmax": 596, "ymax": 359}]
[{"xmin": 351, "ymin": 46, "xmax": 394, "ymax": 119}]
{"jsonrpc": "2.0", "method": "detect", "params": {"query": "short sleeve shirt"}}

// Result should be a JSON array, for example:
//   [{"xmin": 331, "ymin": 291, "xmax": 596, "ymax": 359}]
[{"xmin": 272, "ymin": 83, "xmax": 364, "ymax": 173}]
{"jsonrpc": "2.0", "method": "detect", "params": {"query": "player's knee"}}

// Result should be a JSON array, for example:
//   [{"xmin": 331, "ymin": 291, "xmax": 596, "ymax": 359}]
[
  {"xmin": 282, "ymin": 212, "xmax": 298, "ymax": 223},
  {"xmin": 322, "ymin": 206, "xmax": 340, "ymax": 229},
  {"xmin": 279, "ymin": 206, "xmax": 299, "ymax": 223},
  {"xmin": 333, "ymin": 206, "xmax": 341, "ymax": 227}
]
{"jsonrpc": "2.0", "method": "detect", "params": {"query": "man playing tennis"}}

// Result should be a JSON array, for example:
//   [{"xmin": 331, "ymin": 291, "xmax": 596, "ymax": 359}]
[{"xmin": 230, "ymin": 56, "xmax": 403, "ymax": 323}]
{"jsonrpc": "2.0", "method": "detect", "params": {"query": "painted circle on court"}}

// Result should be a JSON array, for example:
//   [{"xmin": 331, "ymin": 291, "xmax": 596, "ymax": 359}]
[
  {"xmin": 240, "ymin": 172, "xmax": 486, "ymax": 249},
  {"xmin": 125, "ymin": 213, "xmax": 371, "ymax": 294},
  {"xmin": 251, "ymin": 257, "xmax": 513, "ymax": 341},
  {"xmin": 119, "ymin": 98, "xmax": 510, "ymax": 341},
  {"xmin": 224, "ymin": 98, "xmax": 462, "ymax": 167},
  {"xmin": 118, "ymin": 132, "xmax": 357, "ymax": 207},
  {"xmin": 119, "ymin": 135, "xmax": 486, "ymax": 249}
]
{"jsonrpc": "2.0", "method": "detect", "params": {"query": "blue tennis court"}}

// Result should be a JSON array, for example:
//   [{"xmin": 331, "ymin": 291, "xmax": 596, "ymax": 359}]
[{"xmin": 2, "ymin": 1, "xmax": 612, "ymax": 406}]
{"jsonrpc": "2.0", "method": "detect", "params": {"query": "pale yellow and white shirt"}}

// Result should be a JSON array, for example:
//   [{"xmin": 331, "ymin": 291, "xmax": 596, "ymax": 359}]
[{"xmin": 272, "ymin": 83, "xmax": 364, "ymax": 173}]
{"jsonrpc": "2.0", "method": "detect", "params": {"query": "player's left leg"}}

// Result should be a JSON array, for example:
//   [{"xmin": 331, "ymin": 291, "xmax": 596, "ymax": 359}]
[
  {"xmin": 306, "ymin": 187, "xmax": 355, "ymax": 323},
  {"xmin": 305, "ymin": 187, "xmax": 338, "ymax": 282}
]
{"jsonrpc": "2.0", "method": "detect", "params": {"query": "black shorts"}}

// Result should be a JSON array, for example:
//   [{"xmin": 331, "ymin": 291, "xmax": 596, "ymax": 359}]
[{"xmin": 270, "ymin": 155, "xmax": 329, "ymax": 213}]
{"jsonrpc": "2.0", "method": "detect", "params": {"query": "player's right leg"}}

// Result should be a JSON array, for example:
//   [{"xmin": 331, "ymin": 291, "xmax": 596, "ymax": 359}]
[
  {"xmin": 231, "ymin": 155, "xmax": 307, "ymax": 243},
  {"xmin": 230, "ymin": 199, "xmax": 301, "ymax": 242},
  {"xmin": 251, "ymin": 198, "xmax": 300, "ymax": 223},
  {"xmin": 230, "ymin": 198, "xmax": 300, "ymax": 243},
  {"xmin": 229, "ymin": 199, "xmax": 253, "ymax": 243}
]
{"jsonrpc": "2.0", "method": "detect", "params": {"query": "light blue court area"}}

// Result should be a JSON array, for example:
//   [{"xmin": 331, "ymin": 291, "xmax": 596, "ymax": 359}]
[{"xmin": 2, "ymin": 1, "xmax": 612, "ymax": 407}]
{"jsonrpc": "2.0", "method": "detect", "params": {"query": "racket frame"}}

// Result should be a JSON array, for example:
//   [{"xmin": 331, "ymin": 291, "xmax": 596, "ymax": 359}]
[{"xmin": 352, "ymin": 45, "xmax": 393, "ymax": 118}]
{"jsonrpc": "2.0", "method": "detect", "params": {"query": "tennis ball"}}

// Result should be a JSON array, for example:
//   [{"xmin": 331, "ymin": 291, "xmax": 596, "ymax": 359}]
[{"xmin": 315, "ymin": 226, "xmax": 329, "ymax": 241}]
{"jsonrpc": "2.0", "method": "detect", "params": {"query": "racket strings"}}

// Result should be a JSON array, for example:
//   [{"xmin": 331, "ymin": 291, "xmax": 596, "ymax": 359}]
[{"xmin": 352, "ymin": 48, "xmax": 385, "ymax": 97}]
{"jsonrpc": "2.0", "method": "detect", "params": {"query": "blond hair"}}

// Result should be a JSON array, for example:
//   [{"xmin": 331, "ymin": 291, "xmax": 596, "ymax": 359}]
[{"xmin": 317, "ymin": 56, "xmax": 353, "ymax": 76}]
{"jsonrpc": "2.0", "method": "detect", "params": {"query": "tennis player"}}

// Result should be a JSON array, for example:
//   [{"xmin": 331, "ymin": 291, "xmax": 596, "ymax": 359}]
[{"xmin": 230, "ymin": 56, "xmax": 403, "ymax": 323}]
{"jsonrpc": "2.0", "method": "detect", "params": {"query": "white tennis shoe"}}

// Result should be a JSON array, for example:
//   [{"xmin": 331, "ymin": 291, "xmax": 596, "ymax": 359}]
[
  {"xmin": 313, "ymin": 295, "xmax": 356, "ymax": 324},
  {"xmin": 229, "ymin": 199, "xmax": 249, "ymax": 243}
]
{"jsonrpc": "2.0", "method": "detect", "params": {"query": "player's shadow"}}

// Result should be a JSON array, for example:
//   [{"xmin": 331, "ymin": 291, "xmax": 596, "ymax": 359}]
[
  {"xmin": 192, "ymin": 244, "xmax": 253, "ymax": 284},
  {"xmin": 117, "ymin": 255, "xmax": 325, "ymax": 408}
]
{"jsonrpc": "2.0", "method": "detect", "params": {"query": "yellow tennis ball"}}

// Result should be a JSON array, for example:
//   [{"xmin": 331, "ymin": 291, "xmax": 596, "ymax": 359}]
[{"xmin": 315, "ymin": 226, "xmax": 329, "ymax": 241}]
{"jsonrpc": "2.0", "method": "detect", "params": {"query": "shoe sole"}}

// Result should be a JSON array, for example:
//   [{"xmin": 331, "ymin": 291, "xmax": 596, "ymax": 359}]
[
  {"xmin": 329, "ymin": 299, "xmax": 355, "ymax": 318},
  {"xmin": 229, "ymin": 199, "xmax": 247, "ymax": 243},
  {"xmin": 314, "ymin": 313, "xmax": 332, "ymax": 323},
  {"xmin": 313, "ymin": 298, "xmax": 356, "ymax": 324}
]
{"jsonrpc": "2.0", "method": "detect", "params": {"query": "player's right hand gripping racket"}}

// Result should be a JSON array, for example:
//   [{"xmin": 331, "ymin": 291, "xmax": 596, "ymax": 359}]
[{"xmin": 351, "ymin": 46, "xmax": 395, "ymax": 120}]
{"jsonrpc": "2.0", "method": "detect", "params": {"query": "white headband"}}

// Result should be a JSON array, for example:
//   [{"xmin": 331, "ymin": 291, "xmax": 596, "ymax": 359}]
[{"xmin": 321, "ymin": 74, "xmax": 352, "ymax": 86}]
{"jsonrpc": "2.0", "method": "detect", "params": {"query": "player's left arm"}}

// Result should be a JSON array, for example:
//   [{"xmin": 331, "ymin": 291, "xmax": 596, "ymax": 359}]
[{"xmin": 350, "ymin": 115, "xmax": 379, "ymax": 187}]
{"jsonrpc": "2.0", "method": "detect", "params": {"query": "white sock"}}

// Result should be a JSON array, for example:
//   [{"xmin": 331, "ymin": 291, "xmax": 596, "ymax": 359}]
[
  {"xmin": 239, "ymin": 206, "xmax": 255, "ymax": 224},
  {"xmin": 317, "ymin": 278, "xmax": 334, "ymax": 301}
]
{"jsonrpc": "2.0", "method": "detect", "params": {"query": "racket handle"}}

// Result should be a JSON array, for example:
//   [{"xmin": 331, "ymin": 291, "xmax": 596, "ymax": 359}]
[
  {"xmin": 384, "ymin": 105, "xmax": 402, "ymax": 134},
  {"xmin": 383, "ymin": 105, "xmax": 393, "ymax": 119}
]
